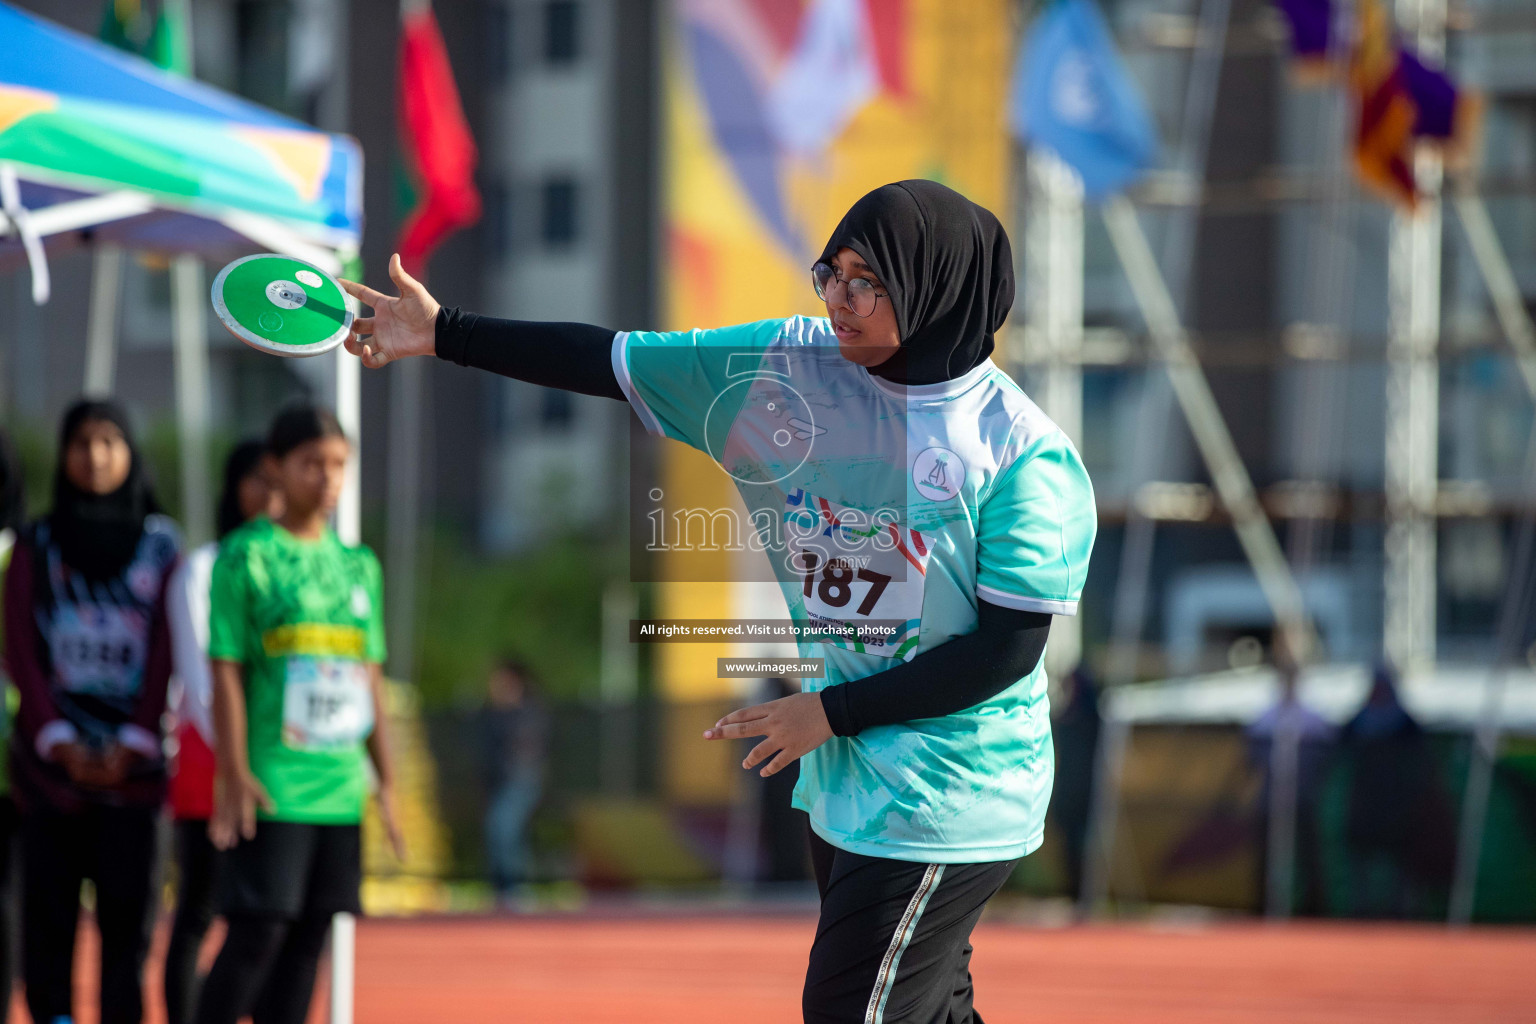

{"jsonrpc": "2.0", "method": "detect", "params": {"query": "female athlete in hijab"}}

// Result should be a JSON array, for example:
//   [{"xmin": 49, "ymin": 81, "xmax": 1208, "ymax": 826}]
[
  {"xmin": 5, "ymin": 399, "xmax": 180, "ymax": 1024},
  {"xmin": 342, "ymin": 180, "xmax": 1097, "ymax": 1024}
]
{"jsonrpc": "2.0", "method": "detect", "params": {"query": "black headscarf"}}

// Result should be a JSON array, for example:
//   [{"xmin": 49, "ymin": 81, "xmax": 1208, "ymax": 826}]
[
  {"xmin": 817, "ymin": 180, "xmax": 1014, "ymax": 385},
  {"xmin": 49, "ymin": 399, "xmax": 159, "ymax": 581},
  {"xmin": 0, "ymin": 429, "xmax": 23, "ymax": 534}
]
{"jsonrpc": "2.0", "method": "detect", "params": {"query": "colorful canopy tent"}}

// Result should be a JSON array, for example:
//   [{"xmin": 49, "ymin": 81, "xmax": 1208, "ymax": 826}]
[
  {"xmin": 0, "ymin": 1, "xmax": 361, "ymax": 292},
  {"xmin": 0, "ymin": 2, "xmax": 364, "ymax": 546}
]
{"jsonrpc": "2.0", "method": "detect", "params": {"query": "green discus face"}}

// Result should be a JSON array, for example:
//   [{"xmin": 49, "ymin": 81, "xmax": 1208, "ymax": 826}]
[{"xmin": 211, "ymin": 254, "xmax": 355, "ymax": 357}]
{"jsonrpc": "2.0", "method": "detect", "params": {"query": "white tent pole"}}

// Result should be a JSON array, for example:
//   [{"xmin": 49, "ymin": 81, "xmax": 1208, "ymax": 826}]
[
  {"xmin": 1102, "ymin": 196, "xmax": 1318, "ymax": 660},
  {"xmin": 0, "ymin": 164, "xmax": 50, "ymax": 305},
  {"xmin": 329, "ymin": 911, "xmax": 357, "ymax": 1023},
  {"xmin": 84, "ymin": 245, "xmax": 123, "ymax": 396},
  {"xmin": 335, "ymin": 344, "xmax": 361, "ymax": 546},
  {"xmin": 171, "ymin": 254, "xmax": 213, "ymax": 546}
]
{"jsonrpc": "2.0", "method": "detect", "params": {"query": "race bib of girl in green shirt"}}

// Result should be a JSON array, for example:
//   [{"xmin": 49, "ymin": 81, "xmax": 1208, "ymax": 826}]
[{"xmin": 281, "ymin": 656, "xmax": 374, "ymax": 750}]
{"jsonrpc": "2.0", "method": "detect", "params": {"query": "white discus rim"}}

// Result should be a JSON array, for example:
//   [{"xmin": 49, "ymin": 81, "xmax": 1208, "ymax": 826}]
[{"xmin": 211, "ymin": 254, "xmax": 356, "ymax": 358}]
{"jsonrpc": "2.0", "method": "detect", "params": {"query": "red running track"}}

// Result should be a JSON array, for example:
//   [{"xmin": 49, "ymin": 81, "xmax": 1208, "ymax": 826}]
[{"xmin": 16, "ymin": 913, "xmax": 1536, "ymax": 1023}]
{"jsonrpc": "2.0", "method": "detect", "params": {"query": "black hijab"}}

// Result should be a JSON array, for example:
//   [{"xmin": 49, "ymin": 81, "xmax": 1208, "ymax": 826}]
[
  {"xmin": 49, "ymin": 399, "xmax": 159, "ymax": 582},
  {"xmin": 817, "ymin": 180, "xmax": 1014, "ymax": 386}
]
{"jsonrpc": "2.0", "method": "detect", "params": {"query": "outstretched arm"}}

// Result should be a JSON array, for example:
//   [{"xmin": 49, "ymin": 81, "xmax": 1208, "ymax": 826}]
[{"xmin": 341, "ymin": 254, "xmax": 623, "ymax": 399}]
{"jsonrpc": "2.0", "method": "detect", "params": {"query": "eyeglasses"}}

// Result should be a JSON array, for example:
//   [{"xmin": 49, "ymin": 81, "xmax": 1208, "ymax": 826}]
[{"xmin": 812, "ymin": 262, "xmax": 887, "ymax": 318}]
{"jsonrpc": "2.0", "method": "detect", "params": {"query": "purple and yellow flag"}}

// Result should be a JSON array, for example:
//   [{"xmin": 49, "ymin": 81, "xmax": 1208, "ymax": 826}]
[
  {"xmin": 1272, "ymin": 0, "xmax": 1334, "ymax": 78},
  {"xmin": 1274, "ymin": 0, "xmax": 1479, "ymax": 208},
  {"xmin": 1400, "ymin": 48, "xmax": 1482, "ymax": 166},
  {"xmin": 1349, "ymin": 0, "xmax": 1417, "ymax": 207}
]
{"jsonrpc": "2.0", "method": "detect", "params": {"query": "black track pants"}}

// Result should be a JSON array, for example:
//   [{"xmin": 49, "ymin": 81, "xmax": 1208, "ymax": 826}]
[
  {"xmin": 21, "ymin": 805, "xmax": 161, "ymax": 1024},
  {"xmin": 804, "ymin": 828, "xmax": 1018, "ymax": 1024},
  {"xmin": 193, "ymin": 912, "xmax": 332, "ymax": 1024}
]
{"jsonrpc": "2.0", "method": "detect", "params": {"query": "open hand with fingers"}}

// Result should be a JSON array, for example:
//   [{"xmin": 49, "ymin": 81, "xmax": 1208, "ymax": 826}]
[
  {"xmin": 339, "ymin": 252, "xmax": 441, "ymax": 368},
  {"xmin": 209, "ymin": 768, "xmax": 276, "ymax": 851},
  {"xmin": 703, "ymin": 691, "xmax": 833, "ymax": 777}
]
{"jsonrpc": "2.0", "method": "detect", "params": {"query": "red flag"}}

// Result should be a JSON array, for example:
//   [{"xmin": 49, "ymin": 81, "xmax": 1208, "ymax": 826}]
[{"xmin": 397, "ymin": 5, "xmax": 481, "ymax": 274}]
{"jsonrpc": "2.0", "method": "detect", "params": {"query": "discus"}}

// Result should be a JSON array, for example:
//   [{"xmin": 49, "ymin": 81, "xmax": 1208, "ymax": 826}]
[{"xmin": 211, "ymin": 254, "xmax": 355, "ymax": 357}]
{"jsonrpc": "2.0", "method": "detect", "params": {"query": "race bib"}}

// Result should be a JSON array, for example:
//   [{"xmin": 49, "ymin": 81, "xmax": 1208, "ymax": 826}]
[
  {"xmin": 282, "ymin": 657, "xmax": 374, "ymax": 750},
  {"xmin": 783, "ymin": 488, "xmax": 934, "ymax": 660},
  {"xmin": 48, "ymin": 604, "xmax": 148, "ymax": 697}
]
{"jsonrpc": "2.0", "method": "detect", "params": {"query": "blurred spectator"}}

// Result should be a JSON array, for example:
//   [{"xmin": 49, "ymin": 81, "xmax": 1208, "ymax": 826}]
[
  {"xmin": 481, "ymin": 658, "xmax": 549, "ymax": 902},
  {"xmin": 757, "ymin": 676, "xmax": 809, "ymax": 884},
  {"xmin": 4, "ymin": 399, "xmax": 180, "ymax": 1024},
  {"xmin": 162, "ymin": 439, "xmax": 281, "ymax": 1024},
  {"xmin": 1247, "ymin": 657, "xmax": 1335, "ymax": 916},
  {"xmin": 1341, "ymin": 663, "xmax": 1456, "ymax": 917},
  {"xmin": 1049, "ymin": 666, "xmax": 1100, "ymax": 902},
  {"xmin": 0, "ymin": 427, "xmax": 26, "ymax": 1015}
]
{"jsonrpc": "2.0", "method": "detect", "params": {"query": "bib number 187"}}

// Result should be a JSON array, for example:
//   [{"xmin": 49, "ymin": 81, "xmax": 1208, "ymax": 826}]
[{"xmin": 798, "ymin": 551, "xmax": 891, "ymax": 616}]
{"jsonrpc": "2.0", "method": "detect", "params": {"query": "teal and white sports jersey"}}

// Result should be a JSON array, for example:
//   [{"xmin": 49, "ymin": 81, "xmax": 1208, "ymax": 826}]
[{"xmin": 613, "ymin": 315, "xmax": 1097, "ymax": 863}]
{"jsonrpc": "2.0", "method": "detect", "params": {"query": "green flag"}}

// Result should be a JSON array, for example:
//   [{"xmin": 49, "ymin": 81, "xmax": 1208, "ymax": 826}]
[
  {"xmin": 98, "ymin": 0, "xmax": 148, "ymax": 53},
  {"xmin": 147, "ymin": 0, "xmax": 192, "ymax": 76},
  {"xmin": 99, "ymin": 0, "xmax": 191, "ymax": 76}
]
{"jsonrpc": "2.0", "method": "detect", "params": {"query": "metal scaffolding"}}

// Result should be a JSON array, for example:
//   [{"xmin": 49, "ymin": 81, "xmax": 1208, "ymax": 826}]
[{"xmin": 1023, "ymin": 149, "xmax": 1086, "ymax": 677}]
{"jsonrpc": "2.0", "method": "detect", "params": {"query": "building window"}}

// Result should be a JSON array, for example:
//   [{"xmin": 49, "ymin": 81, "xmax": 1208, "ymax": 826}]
[
  {"xmin": 541, "ymin": 387, "xmax": 573, "ymax": 428},
  {"xmin": 486, "ymin": 3, "xmax": 514, "ymax": 85},
  {"xmin": 544, "ymin": 0, "xmax": 579, "ymax": 65},
  {"xmin": 540, "ymin": 177, "xmax": 580, "ymax": 247},
  {"xmin": 483, "ymin": 179, "xmax": 512, "ymax": 258}
]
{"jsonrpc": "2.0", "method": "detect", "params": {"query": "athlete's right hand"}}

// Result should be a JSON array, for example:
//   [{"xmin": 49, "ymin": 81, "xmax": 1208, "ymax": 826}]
[
  {"xmin": 210, "ymin": 769, "xmax": 276, "ymax": 850},
  {"xmin": 340, "ymin": 252, "xmax": 441, "ymax": 368}
]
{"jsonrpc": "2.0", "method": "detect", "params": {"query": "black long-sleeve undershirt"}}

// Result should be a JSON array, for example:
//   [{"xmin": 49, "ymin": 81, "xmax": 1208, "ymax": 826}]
[
  {"xmin": 433, "ymin": 307, "xmax": 1055, "ymax": 735},
  {"xmin": 817, "ymin": 605, "xmax": 1052, "ymax": 736},
  {"xmin": 434, "ymin": 306, "xmax": 626, "ymax": 400}
]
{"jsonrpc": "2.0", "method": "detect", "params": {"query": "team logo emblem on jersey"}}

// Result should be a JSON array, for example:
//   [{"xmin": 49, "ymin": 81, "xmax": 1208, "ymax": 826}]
[
  {"xmin": 912, "ymin": 447, "xmax": 964, "ymax": 501},
  {"xmin": 350, "ymin": 585, "xmax": 371, "ymax": 618}
]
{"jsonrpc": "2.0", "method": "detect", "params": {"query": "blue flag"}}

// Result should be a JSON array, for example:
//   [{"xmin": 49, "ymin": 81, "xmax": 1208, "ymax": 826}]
[{"xmin": 1011, "ymin": 0, "xmax": 1159, "ymax": 199}]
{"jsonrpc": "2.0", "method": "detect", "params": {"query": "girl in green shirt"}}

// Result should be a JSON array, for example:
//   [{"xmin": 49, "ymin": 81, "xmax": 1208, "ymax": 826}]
[{"xmin": 197, "ymin": 405, "xmax": 402, "ymax": 1024}]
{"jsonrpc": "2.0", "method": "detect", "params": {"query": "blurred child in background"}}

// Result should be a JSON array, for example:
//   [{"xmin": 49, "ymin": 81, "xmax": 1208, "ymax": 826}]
[
  {"xmin": 481, "ymin": 658, "xmax": 548, "ymax": 904},
  {"xmin": 4, "ymin": 399, "xmax": 180, "ymax": 1024},
  {"xmin": 196, "ymin": 405, "xmax": 401, "ymax": 1024},
  {"xmin": 163, "ymin": 439, "xmax": 281, "ymax": 1024}
]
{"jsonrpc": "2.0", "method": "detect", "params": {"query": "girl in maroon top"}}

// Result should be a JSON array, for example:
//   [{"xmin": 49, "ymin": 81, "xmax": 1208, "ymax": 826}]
[{"xmin": 3, "ymin": 399, "xmax": 180, "ymax": 1024}]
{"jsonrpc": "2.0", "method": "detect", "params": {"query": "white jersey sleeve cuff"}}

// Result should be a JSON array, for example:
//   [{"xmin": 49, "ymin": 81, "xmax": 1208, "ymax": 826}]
[
  {"xmin": 117, "ymin": 724, "xmax": 163, "ymax": 760},
  {"xmin": 976, "ymin": 584, "xmax": 1078, "ymax": 616},
  {"xmin": 35, "ymin": 720, "xmax": 80, "ymax": 760},
  {"xmin": 611, "ymin": 331, "xmax": 665, "ymax": 437}
]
